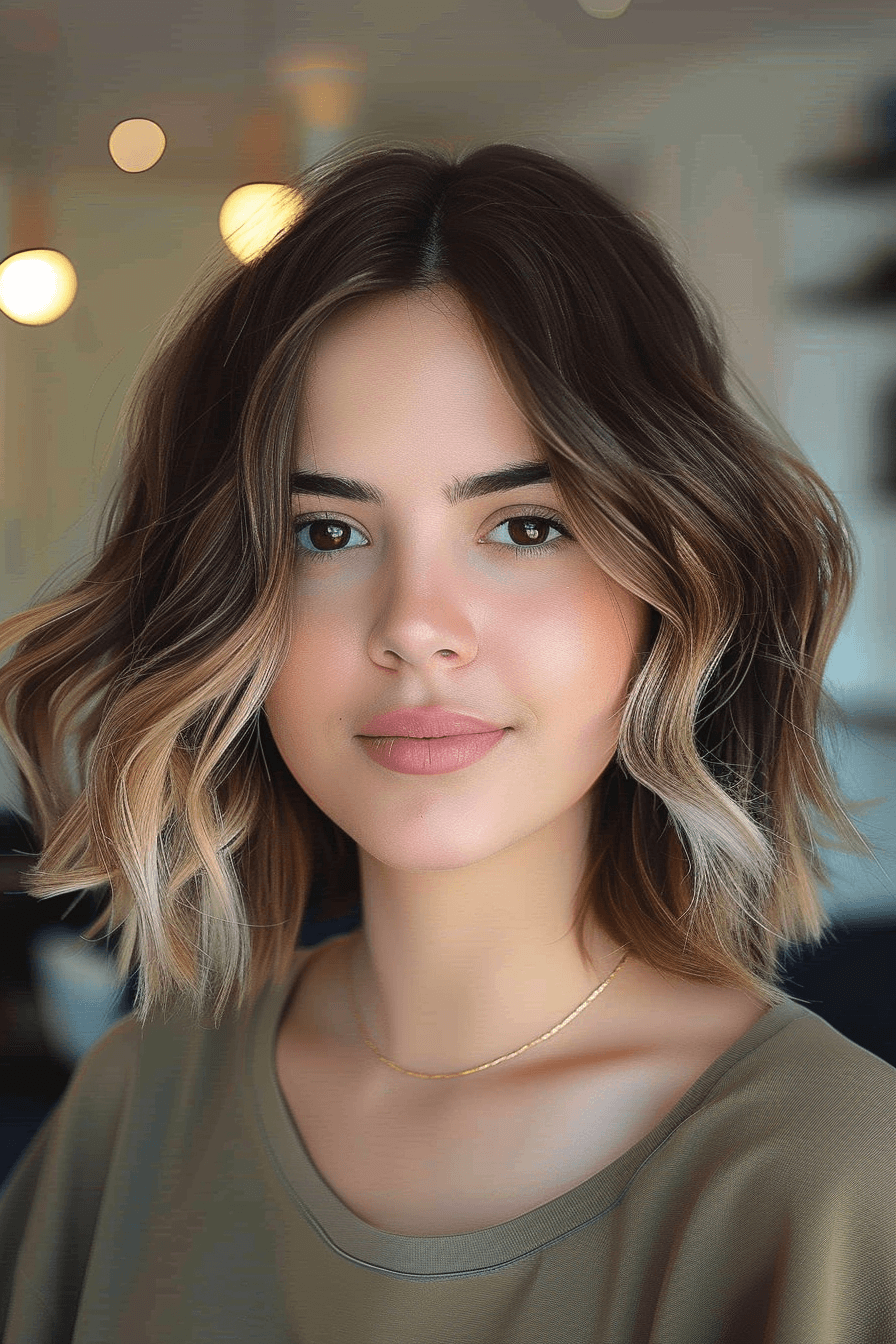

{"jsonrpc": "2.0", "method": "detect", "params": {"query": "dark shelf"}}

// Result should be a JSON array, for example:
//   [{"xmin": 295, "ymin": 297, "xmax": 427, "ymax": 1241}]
[
  {"xmin": 785, "ymin": 148, "xmax": 896, "ymax": 191},
  {"xmin": 786, "ymin": 249, "xmax": 896, "ymax": 317},
  {"xmin": 786, "ymin": 291, "xmax": 896, "ymax": 317}
]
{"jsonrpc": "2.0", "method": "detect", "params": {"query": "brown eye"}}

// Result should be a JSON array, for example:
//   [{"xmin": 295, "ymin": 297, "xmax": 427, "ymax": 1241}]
[
  {"xmin": 293, "ymin": 517, "xmax": 367, "ymax": 556},
  {"xmin": 306, "ymin": 519, "xmax": 352, "ymax": 550},
  {"xmin": 489, "ymin": 513, "xmax": 570, "ymax": 559},
  {"xmin": 504, "ymin": 517, "xmax": 554, "ymax": 546}
]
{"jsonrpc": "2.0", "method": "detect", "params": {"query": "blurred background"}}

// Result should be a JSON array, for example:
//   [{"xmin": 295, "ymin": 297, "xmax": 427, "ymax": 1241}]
[{"xmin": 0, "ymin": 0, "xmax": 895, "ymax": 1187}]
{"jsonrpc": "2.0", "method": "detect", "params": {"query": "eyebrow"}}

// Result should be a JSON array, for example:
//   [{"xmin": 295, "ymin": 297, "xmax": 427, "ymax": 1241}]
[{"xmin": 289, "ymin": 459, "xmax": 553, "ymax": 507}]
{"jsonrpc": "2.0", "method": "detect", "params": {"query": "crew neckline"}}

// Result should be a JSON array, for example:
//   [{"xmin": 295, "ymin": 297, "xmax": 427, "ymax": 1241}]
[{"xmin": 248, "ymin": 931, "xmax": 813, "ymax": 1277}]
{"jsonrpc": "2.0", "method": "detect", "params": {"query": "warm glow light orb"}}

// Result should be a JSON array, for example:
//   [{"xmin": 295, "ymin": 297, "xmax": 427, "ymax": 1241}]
[
  {"xmin": 576, "ymin": 0, "xmax": 632, "ymax": 14},
  {"xmin": 0, "ymin": 249, "xmax": 78, "ymax": 325},
  {"xmin": 219, "ymin": 183, "xmax": 304, "ymax": 264},
  {"xmin": 108, "ymin": 119, "xmax": 167, "ymax": 172}
]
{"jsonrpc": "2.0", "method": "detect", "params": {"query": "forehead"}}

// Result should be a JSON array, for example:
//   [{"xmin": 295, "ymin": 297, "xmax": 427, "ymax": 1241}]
[
  {"xmin": 295, "ymin": 289, "xmax": 538, "ymax": 470},
  {"xmin": 312, "ymin": 285, "xmax": 479, "ymax": 351}
]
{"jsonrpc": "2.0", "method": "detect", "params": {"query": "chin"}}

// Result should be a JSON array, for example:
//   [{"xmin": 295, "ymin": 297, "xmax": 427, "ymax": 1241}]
[{"xmin": 353, "ymin": 827, "xmax": 513, "ymax": 876}]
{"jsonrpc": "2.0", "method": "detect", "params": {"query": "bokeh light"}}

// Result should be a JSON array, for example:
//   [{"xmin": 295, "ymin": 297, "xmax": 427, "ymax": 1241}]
[
  {"xmin": 108, "ymin": 119, "xmax": 167, "ymax": 173},
  {"xmin": 0, "ymin": 249, "xmax": 78, "ymax": 325},
  {"xmin": 219, "ymin": 183, "xmax": 304, "ymax": 264},
  {"xmin": 576, "ymin": 0, "xmax": 633, "ymax": 15}
]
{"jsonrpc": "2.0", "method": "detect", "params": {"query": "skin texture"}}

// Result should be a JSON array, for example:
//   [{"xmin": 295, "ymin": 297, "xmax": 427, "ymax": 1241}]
[{"xmin": 263, "ymin": 284, "xmax": 656, "ymax": 1082}]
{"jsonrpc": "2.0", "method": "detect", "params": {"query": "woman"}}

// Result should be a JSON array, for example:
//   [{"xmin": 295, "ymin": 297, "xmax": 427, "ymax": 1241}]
[{"xmin": 0, "ymin": 137, "xmax": 892, "ymax": 1342}]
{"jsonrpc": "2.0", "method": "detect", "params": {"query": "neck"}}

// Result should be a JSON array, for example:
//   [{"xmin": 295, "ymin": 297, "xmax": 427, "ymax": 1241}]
[{"xmin": 344, "ymin": 831, "xmax": 628, "ymax": 1079}]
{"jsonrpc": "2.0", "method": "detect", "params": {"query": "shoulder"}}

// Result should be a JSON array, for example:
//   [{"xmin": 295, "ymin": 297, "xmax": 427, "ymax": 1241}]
[
  {"xmin": 64, "ymin": 1010, "xmax": 142, "ymax": 1103},
  {"xmin": 754, "ymin": 1002, "xmax": 895, "ymax": 1102},
  {"xmin": 707, "ymin": 1001, "xmax": 896, "ymax": 1175}
]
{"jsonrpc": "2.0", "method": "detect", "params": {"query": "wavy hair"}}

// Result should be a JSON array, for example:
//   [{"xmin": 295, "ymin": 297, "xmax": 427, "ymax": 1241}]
[{"xmin": 0, "ymin": 136, "xmax": 880, "ymax": 1028}]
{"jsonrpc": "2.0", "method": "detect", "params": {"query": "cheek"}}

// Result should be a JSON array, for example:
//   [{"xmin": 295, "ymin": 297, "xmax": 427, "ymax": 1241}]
[
  {"xmin": 549, "ymin": 590, "xmax": 643, "ymax": 766},
  {"xmin": 265, "ymin": 617, "xmax": 353, "ymax": 749},
  {"xmin": 510, "ymin": 583, "xmax": 640, "ymax": 703}
]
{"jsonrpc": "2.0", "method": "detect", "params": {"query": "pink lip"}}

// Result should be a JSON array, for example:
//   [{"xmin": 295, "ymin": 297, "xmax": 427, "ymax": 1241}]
[
  {"xmin": 359, "ymin": 729, "xmax": 507, "ymax": 776},
  {"xmin": 357, "ymin": 706, "xmax": 504, "ymax": 738}
]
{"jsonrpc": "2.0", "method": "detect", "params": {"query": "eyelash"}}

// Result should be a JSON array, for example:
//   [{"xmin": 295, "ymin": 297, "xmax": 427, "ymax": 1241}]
[{"xmin": 292, "ymin": 508, "xmax": 572, "ymax": 564}]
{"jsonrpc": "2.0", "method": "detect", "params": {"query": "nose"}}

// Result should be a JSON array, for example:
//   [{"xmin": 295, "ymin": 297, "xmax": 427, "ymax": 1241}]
[{"xmin": 366, "ymin": 558, "xmax": 480, "ymax": 671}]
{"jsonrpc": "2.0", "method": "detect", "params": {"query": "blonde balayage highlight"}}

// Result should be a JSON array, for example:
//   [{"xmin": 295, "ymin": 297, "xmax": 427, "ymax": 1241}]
[{"xmin": 0, "ymin": 135, "xmax": 879, "ymax": 1028}]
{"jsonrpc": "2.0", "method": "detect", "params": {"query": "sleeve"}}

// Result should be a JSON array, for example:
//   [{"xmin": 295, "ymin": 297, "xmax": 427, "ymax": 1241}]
[{"xmin": 0, "ymin": 1015, "xmax": 139, "ymax": 1344}]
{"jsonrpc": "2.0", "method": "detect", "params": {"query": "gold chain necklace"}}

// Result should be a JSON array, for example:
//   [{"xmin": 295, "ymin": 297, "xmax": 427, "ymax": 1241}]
[{"xmin": 344, "ymin": 937, "xmax": 629, "ymax": 1080}]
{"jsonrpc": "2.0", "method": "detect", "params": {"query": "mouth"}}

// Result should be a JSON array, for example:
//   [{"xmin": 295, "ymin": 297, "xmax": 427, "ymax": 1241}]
[
  {"xmin": 356, "ymin": 725, "xmax": 510, "ymax": 775},
  {"xmin": 359, "ymin": 730, "xmax": 507, "ymax": 740},
  {"xmin": 360, "ymin": 733, "xmax": 474, "ymax": 741}
]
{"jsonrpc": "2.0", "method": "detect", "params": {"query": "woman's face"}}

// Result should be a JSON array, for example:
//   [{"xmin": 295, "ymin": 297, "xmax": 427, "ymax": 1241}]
[{"xmin": 264, "ymin": 286, "xmax": 652, "ymax": 877}]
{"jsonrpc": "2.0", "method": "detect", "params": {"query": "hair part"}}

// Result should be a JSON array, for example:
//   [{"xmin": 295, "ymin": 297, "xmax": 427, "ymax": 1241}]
[{"xmin": 0, "ymin": 134, "xmax": 881, "ymax": 1028}]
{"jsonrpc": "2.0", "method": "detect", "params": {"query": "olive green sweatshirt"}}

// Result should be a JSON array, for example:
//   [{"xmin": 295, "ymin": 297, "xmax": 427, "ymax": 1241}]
[{"xmin": 1, "ymin": 931, "xmax": 894, "ymax": 1343}]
